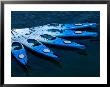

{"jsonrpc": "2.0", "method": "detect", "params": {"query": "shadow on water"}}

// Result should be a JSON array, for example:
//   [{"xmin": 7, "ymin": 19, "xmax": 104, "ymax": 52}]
[
  {"xmin": 60, "ymin": 36, "xmax": 99, "ymax": 41},
  {"xmin": 77, "ymin": 50, "xmax": 88, "ymax": 56},
  {"xmin": 42, "ymin": 43, "xmax": 88, "ymax": 56},
  {"xmin": 23, "ymin": 46, "xmax": 63, "ymax": 69}
]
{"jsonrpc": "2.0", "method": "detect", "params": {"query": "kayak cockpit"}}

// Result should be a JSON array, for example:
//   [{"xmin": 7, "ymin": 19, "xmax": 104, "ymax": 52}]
[
  {"xmin": 47, "ymin": 29, "xmax": 63, "ymax": 33},
  {"xmin": 40, "ymin": 34, "xmax": 56, "ymax": 40},
  {"xmin": 48, "ymin": 23, "xmax": 59, "ymax": 26},
  {"xmin": 12, "ymin": 42, "xmax": 23, "ymax": 50},
  {"xmin": 27, "ymin": 39, "xmax": 41, "ymax": 46}
]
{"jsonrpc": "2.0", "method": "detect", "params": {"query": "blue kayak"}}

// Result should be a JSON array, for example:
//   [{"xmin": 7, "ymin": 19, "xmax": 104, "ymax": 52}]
[
  {"xmin": 12, "ymin": 31, "xmax": 60, "ymax": 61},
  {"xmin": 46, "ymin": 29, "xmax": 98, "ymax": 37},
  {"xmin": 36, "ymin": 23, "xmax": 97, "ymax": 30},
  {"xmin": 11, "ymin": 40, "xmax": 28, "ymax": 65},
  {"xmin": 36, "ymin": 34, "xmax": 86, "ymax": 49},
  {"xmin": 62, "ymin": 23, "xmax": 97, "ymax": 30}
]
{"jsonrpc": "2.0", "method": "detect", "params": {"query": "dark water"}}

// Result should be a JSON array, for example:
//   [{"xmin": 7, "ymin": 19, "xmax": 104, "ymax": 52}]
[{"xmin": 11, "ymin": 11, "xmax": 100, "ymax": 77}]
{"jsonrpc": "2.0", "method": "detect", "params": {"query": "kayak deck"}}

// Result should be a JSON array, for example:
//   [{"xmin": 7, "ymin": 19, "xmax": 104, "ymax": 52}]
[{"xmin": 11, "ymin": 41, "xmax": 28, "ymax": 65}]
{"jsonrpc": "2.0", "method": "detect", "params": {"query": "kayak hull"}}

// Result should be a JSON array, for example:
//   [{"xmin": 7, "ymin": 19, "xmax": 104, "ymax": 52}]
[
  {"xmin": 38, "ymin": 37, "xmax": 86, "ymax": 50},
  {"xmin": 44, "ymin": 30, "xmax": 98, "ymax": 37},
  {"xmin": 63, "ymin": 23, "xmax": 97, "ymax": 30},
  {"xmin": 25, "ymin": 44, "xmax": 60, "ymax": 61},
  {"xmin": 11, "ymin": 41, "xmax": 27, "ymax": 65}
]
